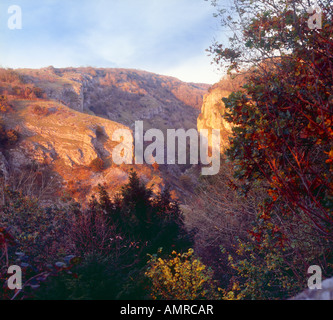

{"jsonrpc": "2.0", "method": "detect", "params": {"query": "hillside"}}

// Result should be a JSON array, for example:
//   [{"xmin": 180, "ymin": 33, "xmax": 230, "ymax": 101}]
[
  {"xmin": 0, "ymin": 67, "xmax": 210, "ymax": 203},
  {"xmin": 16, "ymin": 67, "xmax": 209, "ymax": 130}
]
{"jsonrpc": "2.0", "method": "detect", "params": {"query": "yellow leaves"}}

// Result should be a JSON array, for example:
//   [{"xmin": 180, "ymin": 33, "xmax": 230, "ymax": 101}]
[
  {"xmin": 219, "ymin": 281, "xmax": 245, "ymax": 300},
  {"xmin": 145, "ymin": 248, "xmax": 219, "ymax": 300}
]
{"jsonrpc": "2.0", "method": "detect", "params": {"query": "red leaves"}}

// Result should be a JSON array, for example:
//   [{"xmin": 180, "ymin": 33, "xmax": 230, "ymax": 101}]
[
  {"xmin": 224, "ymin": 44, "xmax": 333, "ymax": 236},
  {"xmin": 249, "ymin": 230, "xmax": 262, "ymax": 242},
  {"xmin": 0, "ymin": 227, "xmax": 15, "ymax": 247},
  {"xmin": 226, "ymin": 178, "xmax": 239, "ymax": 191}
]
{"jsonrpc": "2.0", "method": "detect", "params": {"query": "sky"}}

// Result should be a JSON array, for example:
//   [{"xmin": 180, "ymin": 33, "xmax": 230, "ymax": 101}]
[{"xmin": 0, "ymin": 0, "xmax": 229, "ymax": 84}]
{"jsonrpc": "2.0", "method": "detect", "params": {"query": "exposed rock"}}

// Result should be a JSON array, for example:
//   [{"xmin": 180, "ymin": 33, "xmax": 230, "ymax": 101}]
[
  {"xmin": 292, "ymin": 277, "xmax": 333, "ymax": 300},
  {"xmin": 197, "ymin": 85, "xmax": 233, "ymax": 152},
  {"xmin": 0, "ymin": 151, "xmax": 9, "ymax": 182},
  {"xmin": 16, "ymin": 67, "xmax": 209, "ymax": 132},
  {"xmin": 1, "ymin": 67, "xmax": 210, "ymax": 202},
  {"xmin": 20, "ymin": 102, "xmax": 130, "ymax": 168}
]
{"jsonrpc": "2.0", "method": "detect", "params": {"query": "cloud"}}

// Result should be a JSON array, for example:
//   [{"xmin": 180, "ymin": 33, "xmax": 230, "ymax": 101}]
[{"xmin": 0, "ymin": 0, "xmax": 226, "ymax": 83}]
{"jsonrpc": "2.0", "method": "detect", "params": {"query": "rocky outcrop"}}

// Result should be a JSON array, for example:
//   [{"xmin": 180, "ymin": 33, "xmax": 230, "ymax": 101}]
[
  {"xmin": 18, "ymin": 102, "xmax": 130, "ymax": 168},
  {"xmin": 79, "ymin": 68, "xmax": 208, "ymax": 131},
  {"xmin": 16, "ymin": 67, "xmax": 209, "ymax": 132},
  {"xmin": 197, "ymin": 85, "xmax": 233, "ymax": 152},
  {"xmin": 1, "ymin": 96, "xmax": 136, "ymax": 202},
  {"xmin": 292, "ymin": 277, "xmax": 333, "ymax": 300},
  {"xmin": 0, "ymin": 151, "xmax": 9, "ymax": 182}
]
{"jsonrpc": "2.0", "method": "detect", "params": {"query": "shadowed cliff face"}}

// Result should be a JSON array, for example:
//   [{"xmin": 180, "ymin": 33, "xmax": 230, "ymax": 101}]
[
  {"xmin": 16, "ymin": 67, "xmax": 209, "ymax": 131},
  {"xmin": 0, "ymin": 67, "xmax": 210, "ymax": 203}
]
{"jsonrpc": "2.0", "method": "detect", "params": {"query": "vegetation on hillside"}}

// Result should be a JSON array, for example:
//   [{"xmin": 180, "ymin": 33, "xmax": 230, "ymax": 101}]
[
  {"xmin": 0, "ymin": 0, "xmax": 332, "ymax": 300},
  {"xmin": 0, "ymin": 170, "xmax": 191, "ymax": 300},
  {"xmin": 198, "ymin": 0, "xmax": 333, "ymax": 299}
]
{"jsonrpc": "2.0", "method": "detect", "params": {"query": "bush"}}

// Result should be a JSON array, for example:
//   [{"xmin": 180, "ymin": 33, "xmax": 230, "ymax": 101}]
[
  {"xmin": 89, "ymin": 157, "xmax": 105, "ymax": 172},
  {"xmin": 34, "ymin": 253, "xmax": 124, "ymax": 300},
  {"xmin": 32, "ymin": 105, "xmax": 49, "ymax": 116},
  {"xmin": 5, "ymin": 129, "xmax": 19, "ymax": 145},
  {"xmin": 0, "ymin": 170, "xmax": 192, "ymax": 300},
  {"xmin": 32, "ymin": 87, "xmax": 44, "ymax": 99},
  {"xmin": 0, "ymin": 187, "xmax": 72, "ymax": 262},
  {"xmin": 145, "ymin": 249, "xmax": 219, "ymax": 300},
  {"xmin": 0, "ymin": 122, "xmax": 19, "ymax": 147},
  {"xmin": 0, "ymin": 68, "xmax": 23, "ymax": 84},
  {"xmin": 95, "ymin": 125, "xmax": 105, "ymax": 138},
  {"xmin": 0, "ymin": 96, "xmax": 13, "ymax": 113}
]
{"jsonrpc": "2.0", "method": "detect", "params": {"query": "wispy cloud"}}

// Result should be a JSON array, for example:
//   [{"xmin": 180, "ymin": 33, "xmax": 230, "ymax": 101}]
[{"xmin": 0, "ymin": 0, "xmax": 226, "ymax": 83}]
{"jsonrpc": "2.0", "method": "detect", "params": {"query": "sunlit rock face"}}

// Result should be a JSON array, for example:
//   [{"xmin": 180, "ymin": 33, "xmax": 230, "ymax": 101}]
[
  {"xmin": 0, "ymin": 67, "xmax": 210, "ymax": 202},
  {"xmin": 197, "ymin": 84, "xmax": 233, "ymax": 153}
]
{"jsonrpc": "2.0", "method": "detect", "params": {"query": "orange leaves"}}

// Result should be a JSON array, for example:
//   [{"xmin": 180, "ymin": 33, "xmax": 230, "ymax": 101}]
[
  {"xmin": 226, "ymin": 178, "xmax": 239, "ymax": 191},
  {"xmin": 267, "ymin": 189, "xmax": 278, "ymax": 202},
  {"xmin": 325, "ymin": 150, "xmax": 333, "ymax": 164},
  {"xmin": 152, "ymin": 161, "xmax": 159, "ymax": 171}
]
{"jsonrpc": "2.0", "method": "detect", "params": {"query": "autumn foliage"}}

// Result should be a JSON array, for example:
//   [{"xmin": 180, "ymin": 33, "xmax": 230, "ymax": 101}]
[
  {"xmin": 204, "ymin": 0, "xmax": 333, "ymax": 299},
  {"xmin": 0, "ymin": 170, "xmax": 191, "ymax": 299},
  {"xmin": 222, "ymin": 5, "xmax": 333, "ymax": 237},
  {"xmin": 1, "ymin": 0, "xmax": 332, "ymax": 301},
  {"xmin": 145, "ymin": 249, "xmax": 219, "ymax": 300}
]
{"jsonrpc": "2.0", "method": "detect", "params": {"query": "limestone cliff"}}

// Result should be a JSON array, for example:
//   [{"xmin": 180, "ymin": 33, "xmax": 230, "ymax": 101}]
[
  {"xmin": 17, "ymin": 67, "xmax": 209, "ymax": 132},
  {"xmin": 197, "ymin": 84, "xmax": 233, "ymax": 152}
]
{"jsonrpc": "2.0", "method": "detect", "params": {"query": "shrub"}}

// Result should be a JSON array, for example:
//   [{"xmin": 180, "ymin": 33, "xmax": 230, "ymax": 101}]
[
  {"xmin": 0, "ymin": 171, "xmax": 192, "ymax": 300},
  {"xmin": 12, "ymin": 86, "xmax": 23, "ymax": 97},
  {"xmin": 34, "ymin": 253, "xmax": 123, "ymax": 300},
  {"xmin": 0, "ymin": 122, "xmax": 19, "ymax": 147},
  {"xmin": 0, "ymin": 68, "xmax": 23, "ymax": 84},
  {"xmin": 89, "ymin": 157, "xmax": 105, "ymax": 172},
  {"xmin": 32, "ymin": 87, "xmax": 44, "ymax": 99},
  {"xmin": 145, "ymin": 249, "xmax": 219, "ymax": 300},
  {"xmin": 152, "ymin": 161, "xmax": 159, "ymax": 171},
  {"xmin": 0, "ymin": 187, "xmax": 72, "ymax": 262},
  {"xmin": 95, "ymin": 125, "xmax": 105, "ymax": 138},
  {"xmin": 32, "ymin": 105, "xmax": 49, "ymax": 116},
  {"xmin": 5, "ymin": 129, "xmax": 19, "ymax": 145},
  {"xmin": 0, "ymin": 96, "xmax": 13, "ymax": 113}
]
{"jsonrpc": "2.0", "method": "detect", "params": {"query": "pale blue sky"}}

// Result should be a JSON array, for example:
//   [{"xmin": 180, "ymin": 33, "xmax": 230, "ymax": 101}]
[{"xmin": 0, "ymin": 0, "xmax": 229, "ymax": 83}]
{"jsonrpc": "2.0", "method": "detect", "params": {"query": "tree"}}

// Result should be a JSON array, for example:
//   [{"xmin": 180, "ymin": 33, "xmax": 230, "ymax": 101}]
[
  {"xmin": 120, "ymin": 169, "xmax": 153, "ymax": 232},
  {"xmin": 206, "ymin": 0, "xmax": 333, "ymax": 299},
  {"xmin": 208, "ymin": 0, "xmax": 333, "ymax": 237},
  {"xmin": 106, "ymin": 170, "xmax": 190, "ymax": 251},
  {"xmin": 207, "ymin": 0, "xmax": 332, "ymax": 73},
  {"xmin": 0, "ymin": 165, "xmax": 191, "ymax": 300},
  {"xmin": 70, "ymin": 171, "xmax": 191, "ymax": 299},
  {"xmin": 32, "ymin": 87, "xmax": 44, "ymax": 99}
]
